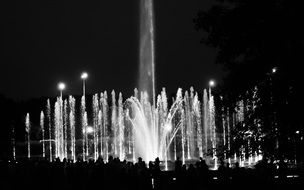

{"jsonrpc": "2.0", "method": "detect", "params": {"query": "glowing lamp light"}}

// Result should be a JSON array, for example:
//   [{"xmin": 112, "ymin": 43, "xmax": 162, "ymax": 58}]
[
  {"xmin": 209, "ymin": 80, "xmax": 215, "ymax": 87},
  {"xmin": 272, "ymin": 67, "xmax": 278, "ymax": 74},
  {"xmin": 295, "ymin": 130, "xmax": 300, "ymax": 134},
  {"xmin": 58, "ymin": 82, "xmax": 66, "ymax": 90},
  {"xmin": 81, "ymin": 72, "xmax": 88, "ymax": 79}
]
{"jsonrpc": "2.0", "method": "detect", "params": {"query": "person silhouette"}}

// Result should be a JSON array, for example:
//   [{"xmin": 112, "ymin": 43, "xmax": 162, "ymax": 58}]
[{"xmin": 175, "ymin": 157, "xmax": 182, "ymax": 173}]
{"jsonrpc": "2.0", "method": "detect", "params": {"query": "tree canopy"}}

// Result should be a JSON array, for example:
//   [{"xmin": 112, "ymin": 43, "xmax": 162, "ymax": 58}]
[
  {"xmin": 194, "ymin": 0, "xmax": 304, "ymax": 97},
  {"xmin": 194, "ymin": 0, "xmax": 304, "ymax": 160}
]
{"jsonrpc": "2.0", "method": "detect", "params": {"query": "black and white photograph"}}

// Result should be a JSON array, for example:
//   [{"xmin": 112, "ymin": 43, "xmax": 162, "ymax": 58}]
[{"xmin": 1, "ymin": 0, "xmax": 303, "ymax": 189}]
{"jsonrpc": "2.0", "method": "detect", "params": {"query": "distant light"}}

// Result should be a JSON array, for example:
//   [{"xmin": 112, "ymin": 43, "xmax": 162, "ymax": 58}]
[
  {"xmin": 295, "ymin": 130, "xmax": 300, "ymax": 134},
  {"xmin": 209, "ymin": 80, "xmax": 216, "ymax": 87},
  {"xmin": 58, "ymin": 82, "xmax": 66, "ymax": 91},
  {"xmin": 87, "ymin": 126, "xmax": 94, "ymax": 134},
  {"xmin": 81, "ymin": 72, "xmax": 88, "ymax": 79},
  {"xmin": 272, "ymin": 67, "xmax": 277, "ymax": 73}
]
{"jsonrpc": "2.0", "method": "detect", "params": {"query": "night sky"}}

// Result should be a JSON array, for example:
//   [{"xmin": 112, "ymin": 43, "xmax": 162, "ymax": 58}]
[{"xmin": 2, "ymin": 0, "xmax": 223, "ymax": 100}]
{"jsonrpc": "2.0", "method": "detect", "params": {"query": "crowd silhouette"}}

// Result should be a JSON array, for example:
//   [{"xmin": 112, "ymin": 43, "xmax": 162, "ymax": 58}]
[{"xmin": 0, "ymin": 156, "xmax": 303, "ymax": 190}]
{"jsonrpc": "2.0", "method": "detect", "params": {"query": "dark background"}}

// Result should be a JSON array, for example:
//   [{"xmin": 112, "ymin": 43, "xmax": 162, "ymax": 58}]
[{"xmin": 2, "ymin": 0, "xmax": 222, "ymax": 101}]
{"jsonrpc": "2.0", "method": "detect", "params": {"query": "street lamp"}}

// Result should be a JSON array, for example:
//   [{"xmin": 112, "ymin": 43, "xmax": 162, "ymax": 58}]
[
  {"xmin": 81, "ymin": 72, "xmax": 88, "ymax": 97},
  {"xmin": 57, "ymin": 82, "xmax": 65, "ymax": 159},
  {"xmin": 208, "ymin": 79, "xmax": 216, "ymax": 96},
  {"xmin": 209, "ymin": 80, "xmax": 216, "ymax": 88},
  {"xmin": 272, "ymin": 67, "xmax": 278, "ymax": 74},
  {"xmin": 58, "ymin": 82, "xmax": 66, "ymax": 98},
  {"xmin": 294, "ymin": 130, "xmax": 301, "ymax": 165}
]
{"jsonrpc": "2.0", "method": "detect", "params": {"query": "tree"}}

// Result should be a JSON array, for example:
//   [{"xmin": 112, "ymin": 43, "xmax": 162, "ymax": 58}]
[
  {"xmin": 194, "ymin": 0, "xmax": 304, "ymax": 161},
  {"xmin": 194, "ymin": 0, "xmax": 303, "ymax": 97}
]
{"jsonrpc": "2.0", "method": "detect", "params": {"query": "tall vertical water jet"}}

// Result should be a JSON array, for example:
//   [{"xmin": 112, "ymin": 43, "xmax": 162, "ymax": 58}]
[
  {"xmin": 209, "ymin": 90, "xmax": 217, "ymax": 169},
  {"xmin": 193, "ymin": 93, "xmax": 203, "ymax": 158},
  {"xmin": 93, "ymin": 94, "xmax": 99, "ymax": 161},
  {"xmin": 40, "ymin": 111, "xmax": 45, "ymax": 158},
  {"xmin": 221, "ymin": 104, "xmax": 226, "ymax": 159},
  {"xmin": 184, "ymin": 91, "xmax": 192, "ymax": 160},
  {"xmin": 63, "ymin": 100, "xmax": 68, "ymax": 158},
  {"xmin": 53, "ymin": 97, "xmax": 65, "ymax": 160},
  {"xmin": 174, "ymin": 137, "xmax": 177, "ymax": 160},
  {"xmin": 203, "ymin": 89, "xmax": 209, "ymax": 156},
  {"xmin": 139, "ymin": 0, "xmax": 156, "ymax": 106},
  {"xmin": 25, "ymin": 113, "xmax": 30, "ymax": 159},
  {"xmin": 101, "ymin": 91, "xmax": 109, "ymax": 160},
  {"xmin": 84, "ymin": 111, "xmax": 88, "ymax": 158},
  {"xmin": 46, "ymin": 99, "xmax": 52, "ymax": 161},
  {"xmin": 81, "ymin": 96, "xmax": 86, "ymax": 160},
  {"xmin": 99, "ymin": 92, "xmax": 105, "ymax": 157},
  {"xmin": 118, "ymin": 92, "xmax": 125, "ymax": 160},
  {"xmin": 59, "ymin": 97, "xmax": 64, "ymax": 159},
  {"xmin": 98, "ymin": 110, "xmax": 102, "ymax": 157},
  {"xmin": 189, "ymin": 88, "xmax": 195, "ymax": 158},
  {"xmin": 11, "ymin": 125, "xmax": 16, "ymax": 160},
  {"xmin": 54, "ymin": 98, "xmax": 64, "ymax": 159},
  {"xmin": 227, "ymin": 108, "xmax": 231, "ymax": 164},
  {"xmin": 111, "ymin": 90, "xmax": 117, "ymax": 156},
  {"xmin": 180, "ymin": 109, "xmax": 186, "ymax": 165},
  {"xmin": 69, "ymin": 96, "xmax": 76, "ymax": 161}
]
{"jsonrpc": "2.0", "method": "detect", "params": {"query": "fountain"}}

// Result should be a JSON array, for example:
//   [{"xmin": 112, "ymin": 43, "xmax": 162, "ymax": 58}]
[
  {"xmin": 21, "ymin": 0, "xmax": 265, "ymax": 169},
  {"xmin": 23, "ymin": 86, "xmax": 266, "ymax": 169},
  {"xmin": 25, "ymin": 87, "xmax": 218, "ymax": 165},
  {"xmin": 22, "ymin": 0, "xmax": 219, "ymax": 166}
]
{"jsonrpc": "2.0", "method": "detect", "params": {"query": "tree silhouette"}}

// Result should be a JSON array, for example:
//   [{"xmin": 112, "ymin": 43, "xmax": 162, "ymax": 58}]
[
  {"xmin": 194, "ymin": 0, "xmax": 303, "ymax": 96},
  {"xmin": 194, "ymin": 0, "xmax": 304, "ymax": 161}
]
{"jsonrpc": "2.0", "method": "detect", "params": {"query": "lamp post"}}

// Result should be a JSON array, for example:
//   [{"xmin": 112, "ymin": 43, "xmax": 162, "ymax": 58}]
[
  {"xmin": 57, "ymin": 82, "xmax": 65, "ymax": 159},
  {"xmin": 208, "ymin": 79, "xmax": 217, "ymax": 169},
  {"xmin": 81, "ymin": 72, "xmax": 88, "ymax": 97},
  {"xmin": 58, "ymin": 82, "xmax": 66, "ymax": 99},
  {"xmin": 268, "ymin": 67, "xmax": 279, "ymax": 156},
  {"xmin": 81, "ymin": 72, "xmax": 88, "ymax": 159},
  {"xmin": 294, "ymin": 130, "xmax": 300, "ymax": 165},
  {"xmin": 209, "ymin": 80, "xmax": 215, "ymax": 89}
]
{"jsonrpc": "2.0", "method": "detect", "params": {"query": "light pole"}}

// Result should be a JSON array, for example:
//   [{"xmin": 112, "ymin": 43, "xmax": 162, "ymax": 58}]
[
  {"xmin": 81, "ymin": 72, "xmax": 88, "ymax": 160},
  {"xmin": 209, "ymin": 80, "xmax": 215, "ymax": 89},
  {"xmin": 269, "ymin": 67, "xmax": 279, "ymax": 155},
  {"xmin": 57, "ymin": 82, "xmax": 65, "ymax": 159},
  {"xmin": 294, "ymin": 130, "xmax": 300, "ymax": 165},
  {"xmin": 81, "ymin": 72, "xmax": 88, "ymax": 97},
  {"xmin": 58, "ymin": 82, "xmax": 66, "ymax": 99},
  {"xmin": 208, "ymin": 79, "xmax": 216, "ymax": 99},
  {"xmin": 208, "ymin": 79, "xmax": 217, "ymax": 169}
]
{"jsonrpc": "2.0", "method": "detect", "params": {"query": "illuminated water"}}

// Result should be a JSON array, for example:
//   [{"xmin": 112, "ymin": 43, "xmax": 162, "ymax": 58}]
[
  {"xmin": 23, "ymin": 86, "xmax": 265, "ymax": 170},
  {"xmin": 22, "ymin": 0, "xmax": 264, "ymax": 169},
  {"xmin": 25, "ymin": 113, "xmax": 30, "ymax": 159}
]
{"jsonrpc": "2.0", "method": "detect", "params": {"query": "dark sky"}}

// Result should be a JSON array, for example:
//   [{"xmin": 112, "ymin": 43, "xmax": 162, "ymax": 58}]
[{"xmin": 2, "ymin": 0, "xmax": 223, "ymax": 100}]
